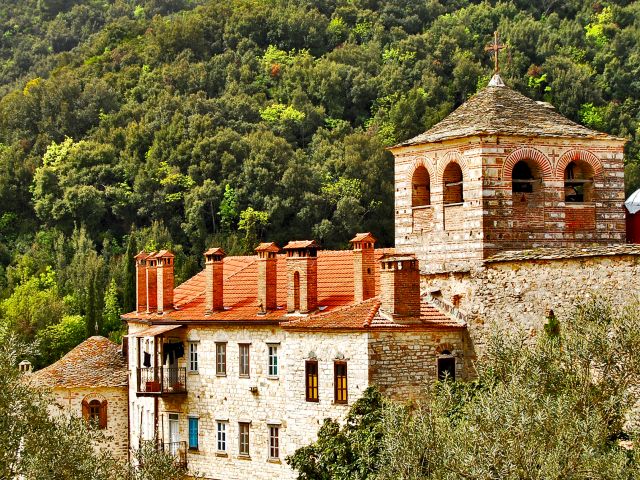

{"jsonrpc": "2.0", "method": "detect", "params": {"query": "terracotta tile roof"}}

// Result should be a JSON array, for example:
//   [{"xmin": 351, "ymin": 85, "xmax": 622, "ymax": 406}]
[
  {"xmin": 283, "ymin": 297, "xmax": 465, "ymax": 331},
  {"xmin": 350, "ymin": 232, "xmax": 376, "ymax": 243},
  {"xmin": 204, "ymin": 247, "xmax": 225, "ymax": 256},
  {"xmin": 29, "ymin": 336, "xmax": 128, "ymax": 389},
  {"xmin": 486, "ymin": 244, "xmax": 640, "ymax": 263},
  {"xmin": 255, "ymin": 242, "xmax": 280, "ymax": 253},
  {"xmin": 155, "ymin": 250, "xmax": 174, "ymax": 258},
  {"xmin": 395, "ymin": 75, "xmax": 624, "ymax": 147}
]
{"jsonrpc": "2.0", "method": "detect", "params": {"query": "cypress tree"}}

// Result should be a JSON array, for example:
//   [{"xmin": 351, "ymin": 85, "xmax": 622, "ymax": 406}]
[{"xmin": 122, "ymin": 229, "xmax": 137, "ymax": 313}]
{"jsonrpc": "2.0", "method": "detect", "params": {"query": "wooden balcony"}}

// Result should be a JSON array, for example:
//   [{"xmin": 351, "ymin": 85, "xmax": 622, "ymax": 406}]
[{"xmin": 136, "ymin": 367, "xmax": 187, "ymax": 396}]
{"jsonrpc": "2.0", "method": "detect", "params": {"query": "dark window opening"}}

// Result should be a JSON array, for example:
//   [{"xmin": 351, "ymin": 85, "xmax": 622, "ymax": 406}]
[
  {"xmin": 564, "ymin": 161, "xmax": 594, "ymax": 203},
  {"xmin": 412, "ymin": 166, "xmax": 431, "ymax": 207},
  {"xmin": 512, "ymin": 160, "xmax": 535, "ymax": 193},
  {"xmin": 437, "ymin": 355, "xmax": 456, "ymax": 382},
  {"xmin": 443, "ymin": 163, "xmax": 463, "ymax": 204}
]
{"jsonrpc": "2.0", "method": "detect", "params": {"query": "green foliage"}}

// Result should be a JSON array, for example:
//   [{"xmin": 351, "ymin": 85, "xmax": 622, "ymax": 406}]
[
  {"xmin": 260, "ymin": 103, "xmax": 306, "ymax": 124},
  {"xmin": 36, "ymin": 314, "xmax": 86, "ymax": 367},
  {"xmin": 238, "ymin": 207, "xmax": 269, "ymax": 253},
  {"xmin": 579, "ymin": 102, "xmax": 606, "ymax": 130},
  {"xmin": 219, "ymin": 184, "xmax": 239, "ymax": 232},
  {"xmin": 102, "ymin": 278, "xmax": 122, "ymax": 340}
]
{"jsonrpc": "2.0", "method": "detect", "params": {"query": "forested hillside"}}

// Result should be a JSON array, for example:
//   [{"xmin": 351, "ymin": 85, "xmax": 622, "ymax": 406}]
[{"xmin": 1, "ymin": 0, "xmax": 639, "ymax": 366}]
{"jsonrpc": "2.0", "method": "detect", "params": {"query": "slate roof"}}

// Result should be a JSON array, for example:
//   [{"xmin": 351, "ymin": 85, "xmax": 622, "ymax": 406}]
[
  {"xmin": 29, "ymin": 336, "xmax": 128, "ymax": 389},
  {"xmin": 123, "ymin": 249, "xmax": 459, "ymax": 331},
  {"xmin": 395, "ymin": 74, "xmax": 623, "ymax": 147},
  {"xmin": 486, "ymin": 244, "xmax": 640, "ymax": 263}
]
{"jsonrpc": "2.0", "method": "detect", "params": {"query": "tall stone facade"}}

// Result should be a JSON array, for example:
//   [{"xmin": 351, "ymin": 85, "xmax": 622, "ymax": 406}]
[{"xmin": 390, "ymin": 75, "xmax": 627, "ymax": 272}]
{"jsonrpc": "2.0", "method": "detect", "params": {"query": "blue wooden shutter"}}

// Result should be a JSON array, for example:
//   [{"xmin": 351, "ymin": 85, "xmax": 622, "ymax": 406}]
[{"xmin": 188, "ymin": 417, "xmax": 199, "ymax": 450}]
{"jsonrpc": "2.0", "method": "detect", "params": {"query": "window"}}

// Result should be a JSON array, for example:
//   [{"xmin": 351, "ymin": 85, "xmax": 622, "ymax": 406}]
[
  {"xmin": 82, "ymin": 398, "xmax": 107, "ymax": 429},
  {"xmin": 512, "ymin": 160, "xmax": 535, "ymax": 193},
  {"xmin": 305, "ymin": 360, "xmax": 319, "ymax": 402},
  {"xmin": 239, "ymin": 343, "xmax": 250, "ymax": 377},
  {"xmin": 239, "ymin": 422, "xmax": 250, "ymax": 456},
  {"xmin": 443, "ymin": 162, "xmax": 463, "ymax": 204},
  {"xmin": 412, "ymin": 165, "xmax": 431, "ymax": 207},
  {"xmin": 437, "ymin": 351, "xmax": 456, "ymax": 381},
  {"xmin": 268, "ymin": 345, "xmax": 278, "ymax": 377},
  {"xmin": 564, "ymin": 160, "xmax": 594, "ymax": 202},
  {"xmin": 188, "ymin": 417, "xmax": 199, "ymax": 450},
  {"xmin": 188, "ymin": 342, "xmax": 198, "ymax": 372},
  {"xmin": 334, "ymin": 362, "xmax": 348, "ymax": 404},
  {"xmin": 217, "ymin": 422, "xmax": 227, "ymax": 452},
  {"xmin": 216, "ymin": 342, "xmax": 226, "ymax": 376},
  {"xmin": 268, "ymin": 426, "xmax": 279, "ymax": 460}
]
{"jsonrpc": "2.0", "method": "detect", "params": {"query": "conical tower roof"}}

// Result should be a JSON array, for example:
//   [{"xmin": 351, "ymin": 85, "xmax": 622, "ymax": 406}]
[{"xmin": 395, "ymin": 74, "xmax": 623, "ymax": 147}]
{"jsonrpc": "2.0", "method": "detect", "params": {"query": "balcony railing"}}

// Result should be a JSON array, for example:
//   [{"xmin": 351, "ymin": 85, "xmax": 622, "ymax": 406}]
[
  {"xmin": 160, "ymin": 441, "xmax": 187, "ymax": 469},
  {"xmin": 137, "ymin": 367, "xmax": 187, "ymax": 395}
]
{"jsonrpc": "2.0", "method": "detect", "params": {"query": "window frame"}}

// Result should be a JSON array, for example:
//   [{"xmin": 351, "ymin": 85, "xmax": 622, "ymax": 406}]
[
  {"xmin": 334, "ymin": 361, "xmax": 348, "ymax": 404},
  {"xmin": 216, "ymin": 421, "xmax": 227, "ymax": 453},
  {"xmin": 268, "ymin": 344, "xmax": 279, "ymax": 377},
  {"xmin": 239, "ymin": 343, "xmax": 250, "ymax": 378},
  {"xmin": 305, "ymin": 360, "xmax": 319, "ymax": 402},
  {"xmin": 188, "ymin": 416, "xmax": 199, "ymax": 451},
  {"xmin": 268, "ymin": 426, "xmax": 280, "ymax": 460},
  {"xmin": 238, "ymin": 422, "xmax": 250, "ymax": 457},
  {"xmin": 215, "ymin": 342, "xmax": 227, "ymax": 376},
  {"xmin": 188, "ymin": 342, "xmax": 199, "ymax": 372}
]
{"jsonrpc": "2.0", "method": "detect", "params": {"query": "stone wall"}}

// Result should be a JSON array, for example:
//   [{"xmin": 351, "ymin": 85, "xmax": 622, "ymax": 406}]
[
  {"xmin": 421, "ymin": 253, "xmax": 640, "ymax": 357},
  {"xmin": 50, "ymin": 386, "xmax": 129, "ymax": 462},
  {"xmin": 368, "ymin": 330, "xmax": 470, "ymax": 399}
]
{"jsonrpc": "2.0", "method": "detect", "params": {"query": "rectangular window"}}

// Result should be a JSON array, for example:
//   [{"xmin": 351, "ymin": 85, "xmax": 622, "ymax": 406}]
[
  {"xmin": 188, "ymin": 342, "xmax": 198, "ymax": 372},
  {"xmin": 334, "ymin": 362, "xmax": 348, "ymax": 404},
  {"xmin": 238, "ymin": 422, "xmax": 250, "ymax": 456},
  {"xmin": 216, "ymin": 342, "xmax": 226, "ymax": 376},
  {"xmin": 188, "ymin": 417, "xmax": 199, "ymax": 450},
  {"xmin": 305, "ymin": 360, "xmax": 319, "ymax": 402},
  {"xmin": 268, "ymin": 345, "xmax": 278, "ymax": 377},
  {"xmin": 239, "ymin": 343, "xmax": 250, "ymax": 377},
  {"xmin": 217, "ymin": 422, "xmax": 227, "ymax": 452},
  {"xmin": 268, "ymin": 426, "xmax": 279, "ymax": 460}
]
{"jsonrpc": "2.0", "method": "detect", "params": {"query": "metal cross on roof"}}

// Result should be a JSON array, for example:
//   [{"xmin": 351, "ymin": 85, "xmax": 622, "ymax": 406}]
[{"xmin": 485, "ymin": 31, "xmax": 507, "ymax": 73}]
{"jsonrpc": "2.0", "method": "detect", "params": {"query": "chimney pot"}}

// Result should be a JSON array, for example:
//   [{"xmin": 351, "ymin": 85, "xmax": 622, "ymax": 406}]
[
  {"xmin": 204, "ymin": 247, "xmax": 225, "ymax": 313},
  {"xmin": 350, "ymin": 233, "xmax": 377, "ymax": 302},
  {"xmin": 379, "ymin": 254, "xmax": 421, "ymax": 318},
  {"xmin": 255, "ymin": 242, "xmax": 280, "ymax": 313},
  {"xmin": 283, "ymin": 240, "xmax": 319, "ymax": 313}
]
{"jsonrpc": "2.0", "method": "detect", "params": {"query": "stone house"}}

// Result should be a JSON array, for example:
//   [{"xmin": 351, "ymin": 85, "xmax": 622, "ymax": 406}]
[
  {"xmin": 120, "ymin": 73, "xmax": 639, "ymax": 479},
  {"xmin": 28, "ymin": 336, "xmax": 129, "ymax": 462}
]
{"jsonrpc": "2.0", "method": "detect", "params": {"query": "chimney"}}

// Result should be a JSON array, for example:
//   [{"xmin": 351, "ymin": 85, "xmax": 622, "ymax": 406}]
[
  {"xmin": 255, "ymin": 242, "xmax": 280, "ymax": 313},
  {"xmin": 283, "ymin": 240, "xmax": 319, "ymax": 314},
  {"xmin": 19, "ymin": 360, "xmax": 32, "ymax": 374},
  {"xmin": 146, "ymin": 252, "xmax": 158, "ymax": 313},
  {"xmin": 350, "ymin": 233, "xmax": 376, "ymax": 303},
  {"xmin": 134, "ymin": 251, "xmax": 148, "ymax": 313},
  {"xmin": 204, "ymin": 248, "xmax": 225, "ymax": 313},
  {"xmin": 379, "ymin": 254, "xmax": 421, "ymax": 318},
  {"xmin": 155, "ymin": 250, "xmax": 175, "ymax": 313}
]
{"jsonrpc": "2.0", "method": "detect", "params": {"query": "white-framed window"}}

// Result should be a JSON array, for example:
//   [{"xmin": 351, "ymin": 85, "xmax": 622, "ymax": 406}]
[
  {"xmin": 217, "ymin": 421, "xmax": 227, "ymax": 452},
  {"xmin": 188, "ymin": 342, "xmax": 198, "ymax": 372},
  {"xmin": 239, "ymin": 422, "xmax": 250, "ymax": 456},
  {"xmin": 268, "ymin": 344, "xmax": 278, "ymax": 377},
  {"xmin": 268, "ymin": 426, "xmax": 279, "ymax": 460}
]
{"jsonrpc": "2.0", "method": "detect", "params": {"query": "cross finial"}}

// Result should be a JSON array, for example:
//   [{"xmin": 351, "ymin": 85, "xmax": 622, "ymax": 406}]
[{"xmin": 485, "ymin": 31, "xmax": 507, "ymax": 74}]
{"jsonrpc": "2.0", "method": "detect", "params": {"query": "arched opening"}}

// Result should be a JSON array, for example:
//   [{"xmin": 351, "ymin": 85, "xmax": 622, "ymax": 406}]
[
  {"xmin": 443, "ymin": 163, "xmax": 463, "ymax": 204},
  {"xmin": 411, "ymin": 166, "xmax": 430, "ymax": 207},
  {"xmin": 512, "ymin": 160, "xmax": 539, "ymax": 193},
  {"xmin": 437, "ymin": 350, "xmax": 456, "ymax": 381},
  {"xmin": 564, "ymin": 161, "xmax": 594, "ymax": 202},
  {"xmin": 82, "ymin": 398, "xmax": 107, "ymax": 429},
  {"xmin": 293, "ymin": 271, "xmax": 300, "ymax": 311}
]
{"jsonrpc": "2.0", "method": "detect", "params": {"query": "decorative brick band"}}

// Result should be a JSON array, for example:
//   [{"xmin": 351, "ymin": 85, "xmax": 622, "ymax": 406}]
[
  {"xmin": 410, "ymin": 156, "xmax": 435, "ymax": 180},
  {"xmin": 555, "ymin": 149, "xmax": 603, "ymax": 178},
  {"xmin": 501, "ymin": 147, "xmax": 553, "ymax": 181},
  {"xmin": 436, "ymin": 150, "xmax": 468, "ymax": 181}
]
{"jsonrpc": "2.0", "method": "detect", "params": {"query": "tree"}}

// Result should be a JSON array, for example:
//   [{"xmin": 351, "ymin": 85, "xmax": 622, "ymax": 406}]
[
  {"xmin": 102, "ymin": 278, "xmax": 122, "ymax": 341},
  {"xmin": 36, "ymin": 314, "xmax": 86, "ymax": 367},
  {"xmin": 122, "ymin": 231, "xmax": 138, "ymax": 313},
  {"xmin": 219, "ymin": 184, "xmax": 239, "ymax": 232},
  {"xmin": 238, "ymin": 207, "xmax": 269, "ymax": 253}
]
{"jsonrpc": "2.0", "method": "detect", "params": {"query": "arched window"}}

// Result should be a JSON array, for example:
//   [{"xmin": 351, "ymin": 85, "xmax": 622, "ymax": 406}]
[
  {"xmin": 437, "ymin": 350, "xmax": 455, "ymax": 381},
  {"xmin": 564, "ymin": 161, "xmax": 594, "ymax": 202},
  {"xmin": 512, "ymin": 160, "xmax": 537, "ymax": 193},
  {"xmin": 443, "ymin": 163, "xmax": 463, "ymax": 204},
  {"xmin": 411, "ymin": 166, "xmax": 430, "ymax": 207},
  {"xmin": 293, "ymin": 271, "xmax": 300, "ymax": 311},
  {"xmin": 82, "ymin": 398, "xmax": 108, "ymax": 429}
]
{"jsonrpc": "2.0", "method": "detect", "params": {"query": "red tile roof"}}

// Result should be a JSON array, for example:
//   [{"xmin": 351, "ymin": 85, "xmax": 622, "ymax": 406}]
[
  {"xmin": 29, "ymin": 336, "xmax": 128, "ymax": 389},
  {"xmin": 283, "ymin": 240, "xmax": 318, "ymax": 250},
  {"xmin": 350, "ymin": 232, "xmax": 376, "ymax": 243},
  {"xmin": 123, "ymin": 248, "xmax": 464, "ymax": 331},
  {"xmin": 255, "ymin": 242, "xmax": 280, "ymax": 253}
]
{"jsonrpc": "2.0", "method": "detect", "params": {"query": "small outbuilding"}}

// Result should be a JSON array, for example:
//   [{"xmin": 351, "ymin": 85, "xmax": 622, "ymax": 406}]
[
  {"xmin": 625, "ymin": 189, "xmax": 640, "ymax": 243},
  {"xmin": 29, "ymin": 336, "xmax": 129, "ymax": 461}
]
